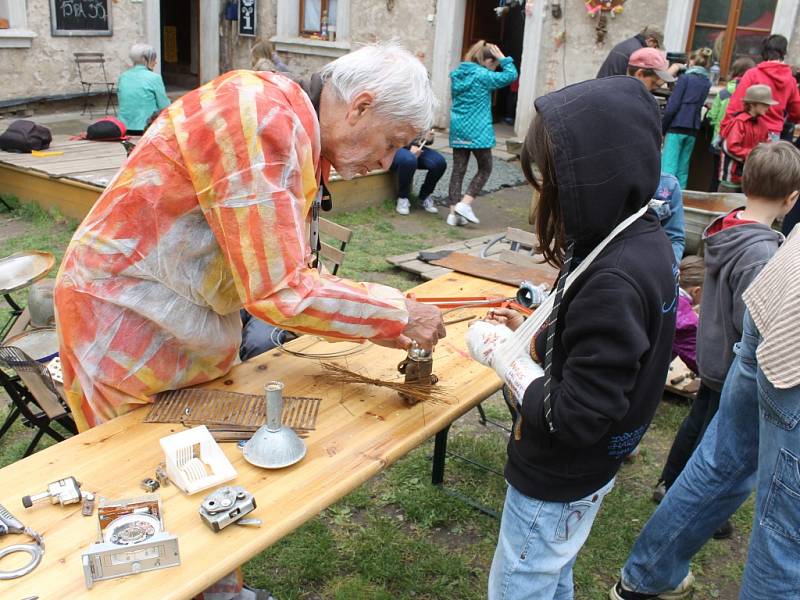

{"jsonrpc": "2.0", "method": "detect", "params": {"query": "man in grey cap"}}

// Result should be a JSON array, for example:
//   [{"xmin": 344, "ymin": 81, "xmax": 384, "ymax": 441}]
[{"xmin": 597, "ymin": 25, "xmax": 664, "ymax": 78}]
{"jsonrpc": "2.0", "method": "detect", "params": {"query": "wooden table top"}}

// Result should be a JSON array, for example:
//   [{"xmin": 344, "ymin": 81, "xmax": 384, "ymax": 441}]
[{"xmin": 0, "ymin": 272, "xmax": 512, "ymax": 600}]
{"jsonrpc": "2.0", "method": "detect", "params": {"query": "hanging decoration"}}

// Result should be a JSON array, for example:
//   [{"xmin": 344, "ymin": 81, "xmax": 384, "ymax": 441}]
[{"xmin": 585, "ymin": 0, "xmax": 627, "ymax": 44}]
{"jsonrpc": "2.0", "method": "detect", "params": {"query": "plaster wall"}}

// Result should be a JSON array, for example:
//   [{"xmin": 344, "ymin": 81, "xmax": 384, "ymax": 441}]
[
  {"xmin": 0, "ymin": 0, "xmax": 145, "ymax": 101},
  {"xmin": 535, "ymin": 0, "xmax": 670, "ymax": 99}
]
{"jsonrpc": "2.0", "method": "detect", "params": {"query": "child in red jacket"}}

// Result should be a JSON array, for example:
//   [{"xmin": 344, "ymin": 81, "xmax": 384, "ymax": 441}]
[{"xmin": 718, "ymin": 84, "xmax": 776, "ymax": 192}]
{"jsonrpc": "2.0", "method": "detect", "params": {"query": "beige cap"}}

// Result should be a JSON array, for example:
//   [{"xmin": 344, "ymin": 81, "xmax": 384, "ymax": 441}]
[{"xmin": 743, "ymin": 84, "xmax": 779, "ymax": 106}]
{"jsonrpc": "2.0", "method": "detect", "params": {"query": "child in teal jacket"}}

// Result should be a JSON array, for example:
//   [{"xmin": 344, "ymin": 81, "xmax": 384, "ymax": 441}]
[{"xmin": 446, "ymin": 41, "xmax": 517, "ymax": 226}]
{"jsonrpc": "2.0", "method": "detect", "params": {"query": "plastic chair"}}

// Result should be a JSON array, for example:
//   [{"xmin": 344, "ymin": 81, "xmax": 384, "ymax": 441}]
[
  {"xmin": 74, "ymin": 52, "xmax": 116, "ymax": 117},
  {"xmin": 0, "ymin": 346, "xmax": 77, "ymax": 456}
]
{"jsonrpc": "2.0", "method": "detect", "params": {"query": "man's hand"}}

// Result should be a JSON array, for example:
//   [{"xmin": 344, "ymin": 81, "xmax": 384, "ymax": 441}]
[
  {"xmin": 409, "ymin": 145, "xmax": 422, "ymax": 157},
  {"xmin": 399, "ymin": 299, "xmax": 446, "ymax": 351}
]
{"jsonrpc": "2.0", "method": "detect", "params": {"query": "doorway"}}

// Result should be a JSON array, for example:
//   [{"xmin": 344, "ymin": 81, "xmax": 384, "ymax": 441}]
[
  {"xmin": 160, "ymin": 0, "xmax": 200, "ymax": 90},
  {"xmin": 461, "ymin": 0, "xmax": 524, "ymax": 122}
]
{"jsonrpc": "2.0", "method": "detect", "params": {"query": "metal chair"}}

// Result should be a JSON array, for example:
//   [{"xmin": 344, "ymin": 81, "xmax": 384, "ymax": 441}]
[
  {"xmin": 0, "ymin": 346, "xmax": 77, "ymax": 456},
  {"xmin": 74, "ymin": 52, "xmax": 116, "ymax": 117}
]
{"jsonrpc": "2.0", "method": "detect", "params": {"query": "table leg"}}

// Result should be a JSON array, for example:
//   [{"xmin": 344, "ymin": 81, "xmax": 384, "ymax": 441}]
[
  {"xmin": 431, "ymin": 425, "xmax": 450, "ymax": 486},
  {"xmin": 0, "ymin": 293, "xmax": 24, "ymax": 340}
]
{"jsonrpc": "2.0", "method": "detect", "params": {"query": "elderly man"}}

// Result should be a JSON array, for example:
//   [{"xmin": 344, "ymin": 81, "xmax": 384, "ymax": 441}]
[
  {"xmin": 55, "ymin": 42, "xmax": 445, "ymax": 433},
  {"xmin": 597, "ymin": 25, "xmax": 664, "ymax": 79}
]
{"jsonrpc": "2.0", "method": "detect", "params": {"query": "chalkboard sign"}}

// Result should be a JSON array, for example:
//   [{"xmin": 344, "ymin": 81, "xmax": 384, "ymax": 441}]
[
  {"xmin": 50, "ymin": 0, "xmax": 112, "ymax": 37},
  {"xmin": 239, "ymin": 0, "xmax": 257, "ymax": 37}
]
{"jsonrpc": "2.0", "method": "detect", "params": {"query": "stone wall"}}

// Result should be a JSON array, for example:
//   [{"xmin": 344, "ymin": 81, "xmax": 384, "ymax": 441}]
[
  {"xmin": 1, "ymin": 0, "xmax": 145, "ymax": 102},
  {"xmin": 535, "ymin": 1, "xmax": 670, "ymax": 98}
]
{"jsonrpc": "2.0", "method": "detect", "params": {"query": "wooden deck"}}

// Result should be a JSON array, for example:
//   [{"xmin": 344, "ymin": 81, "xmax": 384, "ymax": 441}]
[{"xmin": 0, "ymin": 134, "xmax": 397, "ymax": 219}]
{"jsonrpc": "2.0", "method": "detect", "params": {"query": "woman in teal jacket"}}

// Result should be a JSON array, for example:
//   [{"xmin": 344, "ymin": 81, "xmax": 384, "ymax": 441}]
[
  {"xmin": 117, "ymin": 44, "xmax": 171, "ymax": 135},
  {"xmin": 446, "ymin": 41, "xmax": 517, "ymax": 226}
]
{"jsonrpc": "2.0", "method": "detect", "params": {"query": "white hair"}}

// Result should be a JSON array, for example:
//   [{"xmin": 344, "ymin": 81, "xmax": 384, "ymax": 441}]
[
  {"xmin": 320, "ymin": 41, "xmax": 437, "ymax": 133},
  {"xmin": 130, "ymin": 43, "xmax": 157, "ymax": 66}
]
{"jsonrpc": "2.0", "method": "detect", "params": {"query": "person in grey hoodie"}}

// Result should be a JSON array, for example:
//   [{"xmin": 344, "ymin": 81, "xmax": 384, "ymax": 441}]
[{"xmin": 651, "ymin": 141, "xmax": 798, "ymax": 539}]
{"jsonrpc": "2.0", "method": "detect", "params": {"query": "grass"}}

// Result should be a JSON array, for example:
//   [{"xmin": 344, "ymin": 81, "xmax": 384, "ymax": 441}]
[{"xmin": 0, "ymin": 194, "xmax": 753, "ymax": 599}]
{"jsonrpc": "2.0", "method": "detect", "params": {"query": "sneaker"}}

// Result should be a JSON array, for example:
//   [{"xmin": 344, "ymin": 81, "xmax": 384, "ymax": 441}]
[
  {"xmin": 454, "ymin": 201, "xmax": 480, "ymax": 224},
  {"xmin": 446, "ymin": 213, "xmax": 468, "ymax": 226},
  {"xmin": 396, "ymin": 197, "xmax": 410, "ymax": 215},
  {"xmin": 712, "ymin": 519, "xmax": 734, "ymax": 539},
  {"xmin": 652, "ymin": 480, "xmax": 666, "ymax": 504},
  {"xmin": 422, "ymin": 197, "xmax": 439, "ymax": 214},
  {"xmin": 609, "ymin": 572, "xmax": 694, "ymax": 600}
]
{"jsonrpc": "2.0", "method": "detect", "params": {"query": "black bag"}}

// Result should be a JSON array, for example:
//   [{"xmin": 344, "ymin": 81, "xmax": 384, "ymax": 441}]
[
  {"xmin": 0, "ymin": 120, "xmax": 52, "ymax": 153},
  {"xmin": 85, "ymin": 117, "xmax": 127, "ymax": 141}
]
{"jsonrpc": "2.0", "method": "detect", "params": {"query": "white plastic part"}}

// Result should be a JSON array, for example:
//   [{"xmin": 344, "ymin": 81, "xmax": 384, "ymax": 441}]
[{"xmin": 159, "ymin": 425, "xmax": 237, "ymax": 495}]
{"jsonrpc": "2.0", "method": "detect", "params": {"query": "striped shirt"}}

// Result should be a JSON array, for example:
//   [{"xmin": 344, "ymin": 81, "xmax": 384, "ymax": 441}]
[
  {"xmin": 743, "ymin": 225, "xmax": 800, "ymax": 388},
  {"xmin": 55, "ymin": 70, "xmax": 409, "ymax": 431}
]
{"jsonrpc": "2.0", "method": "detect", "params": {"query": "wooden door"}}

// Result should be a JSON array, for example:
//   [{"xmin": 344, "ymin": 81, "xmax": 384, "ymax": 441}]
[{"xmin": 462, "ymin": 0, "xmax": 504, "ymax": 57}]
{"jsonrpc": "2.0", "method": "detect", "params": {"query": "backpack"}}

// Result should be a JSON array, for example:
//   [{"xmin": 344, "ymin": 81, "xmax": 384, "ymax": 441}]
[
  {"xmin": 0, "ymin": 120, "xmax": 52, "ymax": 153},
  {"xmin": 85, "ymin": 117, "xmax": 127, "ymax": 141}
]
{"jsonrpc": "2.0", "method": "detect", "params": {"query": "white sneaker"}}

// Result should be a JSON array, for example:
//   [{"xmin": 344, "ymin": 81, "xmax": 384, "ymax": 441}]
[
  {"xmin": 422, "ymin": 198, "xmax": 439, "ymax": 214},
  {"xmin": 446, "ymin": 213, "xmax": 468, "ymax": 226},
  {"xmin": 454, "ymin": 201, "xmax": 480, "ymax": 224},
  {"xmin": 396, "ymin": 197, "xmax": 410, "ymax": 215}
]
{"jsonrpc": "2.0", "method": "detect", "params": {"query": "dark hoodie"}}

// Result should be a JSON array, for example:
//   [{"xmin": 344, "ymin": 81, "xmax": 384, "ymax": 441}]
[
  {"xmin": 722, "ymin": 61, "xmax": 800, "ymax": 134},
  {"xmin": 696, "ymin": 211, "xmax": 783, "ymax": 391},
  {"xmin": 507, "ymin": 77, "xmax": 678, "ymax": 502}
]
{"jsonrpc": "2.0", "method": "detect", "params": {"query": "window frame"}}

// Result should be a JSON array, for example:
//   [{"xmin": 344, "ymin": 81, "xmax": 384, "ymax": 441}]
[
  {"xmin": 0, "ymin": 0, "xmax": 36, "ymax": 48},
  {"xmin": 686, "ymin": 0, "xmax": 777, "ymax": 79},
  {"xmin": 299, "ymin": 0, "xmax": 334, "ymax": 38}
]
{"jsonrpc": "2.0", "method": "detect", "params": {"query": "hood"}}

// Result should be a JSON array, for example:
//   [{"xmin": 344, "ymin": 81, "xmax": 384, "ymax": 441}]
[
  {"xmin": 755, "ymin": 61, "xmax": 796, "ymax": 94},
  {"xmin": 533, "ymin": 76, "xmax": 662, "ymax": 253},
  {"xmin": 451, "ymin": 62, "xmax": 485, "ymax": 95},
  {"xmin": 685, "ymin": 66, "xmax": 710, "ymax": 78},
  {"xmin": 702, "ymin": 212, "xmax": 782, "ymax": 277}
]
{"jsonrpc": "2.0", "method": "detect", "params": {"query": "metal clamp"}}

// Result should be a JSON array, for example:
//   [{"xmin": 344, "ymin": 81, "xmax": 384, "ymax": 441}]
[{"xmin": 0, "ymin": 540, "xmax": 43, "ymax": 579}]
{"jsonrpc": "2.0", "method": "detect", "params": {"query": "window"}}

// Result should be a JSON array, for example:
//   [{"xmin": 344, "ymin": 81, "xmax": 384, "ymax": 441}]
[
  {"xmin": 687, "ymin": 0, "xmax": 778, "ymax": 78},
  {"xmin": 0, "ymin": 0, "xmax": 36, "ymax": 48},
  {"xmin": 300, "ymin": 0, "xmax": 338, "ymax": 39}
]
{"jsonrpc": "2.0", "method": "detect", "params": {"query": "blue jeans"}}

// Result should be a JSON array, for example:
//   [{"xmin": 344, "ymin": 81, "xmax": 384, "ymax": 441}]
[
  {"xmin": 661, "ymin": 132, "xmax": 696, "ymax": 189},
  {"xmin": 391, "ymin": 147, "xmax": 447, "ymax": 201},
  {"xmin": 621, "ymin": 311, "xmax": 800, "ymax": 598},
  {"xmin": 489, "ymin": 479, "xmax": 615, "ymax": 600}
]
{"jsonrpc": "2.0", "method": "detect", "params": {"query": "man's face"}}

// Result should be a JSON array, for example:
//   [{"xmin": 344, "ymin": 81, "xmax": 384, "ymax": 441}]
[
  {"xmin": 645, "ymin": 37, "xmax": 660, "ymax": 49},
  {"xmin": 322, "ymin": 91, "xmax": 418, "ymax": 179},
  {"xmin": 635, "ymin": 70, "xmax": 664, "ymax": 92}
]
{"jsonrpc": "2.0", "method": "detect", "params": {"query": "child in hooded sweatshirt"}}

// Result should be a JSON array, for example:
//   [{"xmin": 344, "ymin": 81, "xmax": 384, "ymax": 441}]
[
  {"xmin": 447, "ymin": 40, "xmax": 517, "ymax": 227},
  {"xmin": 651, "ymin": 141, "xmax": 798, "ymax": 541},
  {"xmin": 466, "ymin": 76, "xmax": 677, "ymax": 599},
  {"xmin": 722, "ymin": 34, "xmax": 800, "ymax": 141},
  {"xmin": 661, "ymin": 47, "xmax": 713, "ymax": 188}
]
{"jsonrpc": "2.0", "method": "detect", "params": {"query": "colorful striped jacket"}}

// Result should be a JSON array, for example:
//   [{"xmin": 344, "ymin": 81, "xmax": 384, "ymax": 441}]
[{"xmin": 55, "ymin": 70, "xmax": 409, "ymax": 431}]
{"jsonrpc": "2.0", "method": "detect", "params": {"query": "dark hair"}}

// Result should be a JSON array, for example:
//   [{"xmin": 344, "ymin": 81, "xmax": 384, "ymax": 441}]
[
  {"xmin": 626, "ymin": 66, "xmax": 658, "ymax": 79},
  {"xmin": 742, "ymin": 141, "xmax": 800, "ymax": 200},
  {"xmin": 730, "ymin": 56, "xmax": 755, "ymax": 78},
  {"xmin": 521, "ymin": 114, "xmax": 565, "ymax": 268},
  {"xmin": 679, "ymin": 255, "xmax": 705, "ymax": 288},
  {"xmin": 761, "ymin": 34, "xmax": 788, "ymax": 62}
]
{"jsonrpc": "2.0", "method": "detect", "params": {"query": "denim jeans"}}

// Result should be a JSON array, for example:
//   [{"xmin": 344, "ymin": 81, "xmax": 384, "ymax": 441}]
[
  {"xmin": 621, "ymin": 310, "xmax": 800, "ymax": 598},
  {"xmin": 390, "ymin": 147, "xmax": 447, "ymax": 201},
  {"xmin": 489, "ymin": 478, "xmax": 615, "ymax": 600}
]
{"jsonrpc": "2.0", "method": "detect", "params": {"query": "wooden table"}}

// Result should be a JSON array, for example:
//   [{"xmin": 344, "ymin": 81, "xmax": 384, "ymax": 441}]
[{"xmin": 0, "ymin": 272, "xmax": 512, "ymax": 599}]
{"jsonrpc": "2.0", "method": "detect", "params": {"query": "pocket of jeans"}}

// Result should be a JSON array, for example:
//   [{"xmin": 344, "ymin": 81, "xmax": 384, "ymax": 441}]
[
  {"xmin": 758, "ymin": 371, "xmax": 800, "ymax": 431},
  {"xmin": 761, "ymin": 448, "xmax": 800, "ymax": 542},
  {"xmin": 553, "ymin": 500, "xmax": 594, "ymax": 543}
]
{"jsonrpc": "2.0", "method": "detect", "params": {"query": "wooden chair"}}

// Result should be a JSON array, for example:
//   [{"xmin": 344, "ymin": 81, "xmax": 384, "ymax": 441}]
[
  {"xmin": 0, "ymin": 346, "xmax": 77, "ymax": 456},
  {"xmin": 74, "ymin": 52, "xmax": 116, "ymax": 117},
  {"xmin": 318, "ymin": 217, "xmax": 353, "ymax": 276}
]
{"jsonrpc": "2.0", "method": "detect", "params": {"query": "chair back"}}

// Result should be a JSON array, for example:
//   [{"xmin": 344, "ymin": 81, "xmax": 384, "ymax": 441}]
[
  {"xmin": 74, "ymin": 52, "xmax": 110, "ymax": 84},
  {"xmin": 319, "ymin": 217, "xmax": 353, "ymax": 276},
  {"xmin": 0, "ymin": 346, "xmax": 66, "ymax": 420}
]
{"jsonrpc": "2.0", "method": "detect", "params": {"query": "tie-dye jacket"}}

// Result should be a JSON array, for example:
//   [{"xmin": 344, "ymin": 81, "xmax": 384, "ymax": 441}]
[{"xmin": 55, "ymin": 70, "xmax": 409, "ymax": 431}]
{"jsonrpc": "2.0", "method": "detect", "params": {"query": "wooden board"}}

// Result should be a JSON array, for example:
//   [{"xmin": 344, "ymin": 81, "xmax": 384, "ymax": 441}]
[
  {"xmin": 0, "ymin": 272, "xmax": 513, "ymax": 600},
  {"xmin": 431, "ymin": 251, "xmax": 557, "ymax": 287}
]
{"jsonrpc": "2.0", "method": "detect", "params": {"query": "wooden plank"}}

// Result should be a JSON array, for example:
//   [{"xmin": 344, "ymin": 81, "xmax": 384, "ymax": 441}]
[
  {"xmin": 682, "ymin": 190, "xmax": 744, "ymax": 214},
  {"xmin": 397, "ymin": 258, "xmax": 437, "ymax": 275},
  {"xmin": 497, "ymin": 249, "xmax": 543, "ymax": 269},
  {"xmin": 319, "ymin": 217, "xmax": 352, "ymax": 244},
  {"xmin": 419, "ymin": 266, "xmax": 452, "ymax": 280},
  {"xmin": 505, "ymin": 227, "xmax": 537, "ymax": 248},
  {"xmin": 0, "ymin": 163, "xmax": 101, "ymax": 220},
  {"xmin": 319, "ymin": 241, "xmax": 345, "ymax": 267},
  {"xmin": 431, "ymin": 251, "xmax": 557, "ymax": 287},
  {"xmin": 0, "ymin": 273, "xmax": 513, "ymax": 600}
]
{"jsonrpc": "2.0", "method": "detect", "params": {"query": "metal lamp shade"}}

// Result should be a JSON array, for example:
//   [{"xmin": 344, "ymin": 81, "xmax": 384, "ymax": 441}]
[{"xmin": 243, "ymin": 381, "xmax": 307, "ymax": 469}]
